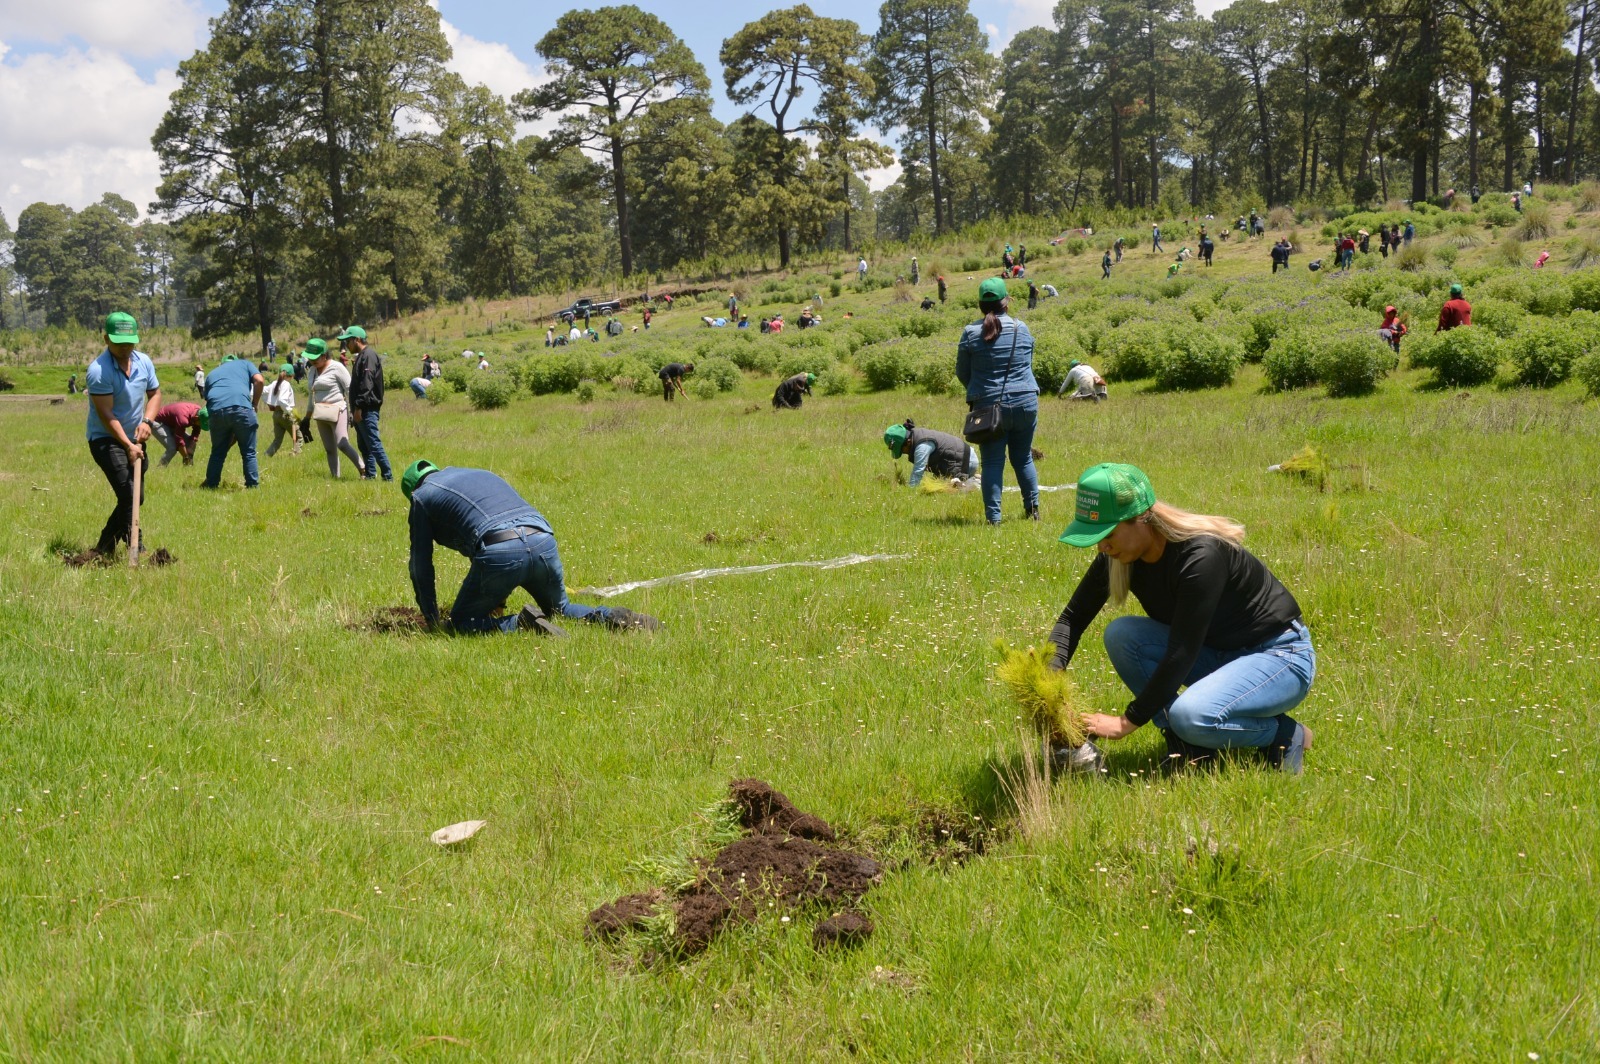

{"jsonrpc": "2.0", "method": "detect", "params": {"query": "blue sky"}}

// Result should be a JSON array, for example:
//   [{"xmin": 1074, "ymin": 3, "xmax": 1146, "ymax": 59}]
[{"xmin": 0, "ymin": 0, "xmax": 1219, "ymax": 224}]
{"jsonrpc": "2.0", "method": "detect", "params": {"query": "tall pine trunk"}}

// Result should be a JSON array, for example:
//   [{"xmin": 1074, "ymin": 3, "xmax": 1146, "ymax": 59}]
[{"xmin": 1567, "ymin": 0, "xmax": 1591, "ymax": 182}]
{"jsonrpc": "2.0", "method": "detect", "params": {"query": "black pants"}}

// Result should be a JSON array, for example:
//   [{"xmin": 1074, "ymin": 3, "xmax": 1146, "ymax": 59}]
[
  {"xmin": 773, "ymin": 385, "xmax": 803, "ymax": 409},
  {"xmin": 661, "ymin": 378, "xmax": 675, "ymax": 401},
  {"xmin": 89, "ymin": 437, "xmax": 148, "ymax": 554}
]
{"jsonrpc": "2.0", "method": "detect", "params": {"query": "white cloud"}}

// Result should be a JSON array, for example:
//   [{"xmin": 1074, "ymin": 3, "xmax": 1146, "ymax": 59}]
[
  {"xmin": 0, "ymin": 0, "xmax": 205, "ymax": 59},
  {"xmin": 0, "ymin": 42, "xmax": 178, "ymax": 222},
  {"xmin": 863, "ymin": 160, "xmax": 902, "ymax": 191},
  {"xmin": 430, "ymin": 3, "xmax": 553, "ymax": 137}
]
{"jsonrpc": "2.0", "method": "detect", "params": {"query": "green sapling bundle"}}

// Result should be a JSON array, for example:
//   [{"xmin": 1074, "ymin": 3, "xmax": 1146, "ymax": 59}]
[
  {"xmin": 1268, "ymin": 445, "xmax": 1329, "ymax": 490},
  {"xmin": 993, "ymin": 641, "xmax": 1087, "ymax": 747}
]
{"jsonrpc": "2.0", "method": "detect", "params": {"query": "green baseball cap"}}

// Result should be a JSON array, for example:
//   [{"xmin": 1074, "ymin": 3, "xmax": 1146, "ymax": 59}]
[
  {"xmin": 197, "ymin": 407, "xmax": 210, "ymax": 431},
  {"xmin": 883, "ymin": 424, "xmax": 909, "ymax": 458},
  {"xmin": 336, "ymin": 325, "xmax": 367, "ymax": 341},
  {"xmin": 979, "ymin": 277, "xmax": 1009, "ymax": 303},
  {"xmin": 104, "ymin": 311, "xmax": 139, "ymax": 344},
  {"xmin": 1060, "ymin": 463, "xmax": 1156, "ymax": 547},
  {"xmin": 806, "ymin": 373, "xmax": 817, "ymax": 384},
  {"xmin": 1449, "ymin": 282, "xmax": 1464, "ymax": 297},
  {"xmin": 278, "ymin": 363, "xmax": 294, "ymax": 375},
  {"xmin": 304, "ymin": 338, "xmax": 328, "ymax": 359},
  {"xmin": 401, "ymin": 459, "xmax": 440, "ymax": 500}
]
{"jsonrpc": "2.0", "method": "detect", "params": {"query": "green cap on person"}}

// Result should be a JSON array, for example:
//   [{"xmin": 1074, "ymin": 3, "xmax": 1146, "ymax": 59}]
[
  {"xmin": 104, "ymin": 311, "xmax": 139, "ymax": 344},
  {"xmin": 279, "ymin": 363, "xmax": 293, "ymax": 375},
  {"xmin": 1070, "ymin": 359, "xmax": 1081, "ymax": 369},
  {"xmin": 1059, "ymin": 463, "xmax": 1156, "ymax": 547},
  {"xmin": 806, "ymin": 373, "xmax": 817, "ymax": 385},
  {"xmin": 401, "ymin": 459, "xmax": 440, "ymax": 500},
  {"xmin": 883, "ymin": 424, "xmax": 909, "ymax": 458},
  {"xmin": 197, "ymin": 407, "xmax": 210, "ymax": 431},
  {"xmin": 304, "ymin": 338, "xmax": 328, "ymax": 359},
  {"xmin": 223, "ymin": 354, "xmax": 237, "ymax": 362},
  {"xmin": 979, "ymin": 277, "xmax": 1009, "ymax": 303},
  {"xmin": 1449, "ymin": 282, "xmax": 1464, "ymax": 297},
  {"xmin": 336, "ymin": 325, "xmax": 367, "ymax": 342}
]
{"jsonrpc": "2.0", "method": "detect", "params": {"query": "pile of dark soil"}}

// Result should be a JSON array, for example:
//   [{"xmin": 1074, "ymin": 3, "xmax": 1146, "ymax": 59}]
[
  {"xmin": 60, "ymin": 549, "xmax": 110, "ymax": 568},
  {"xmin": 149, "ymin": 548, "xmax": 177, "ymax": 567},
  {"xmin": 588, "ymin": 779, "xmax": 881, "ymax": 958},
  {"xmin": 353, "ymin": 605, "xmax": 438, "ymax": 633}
]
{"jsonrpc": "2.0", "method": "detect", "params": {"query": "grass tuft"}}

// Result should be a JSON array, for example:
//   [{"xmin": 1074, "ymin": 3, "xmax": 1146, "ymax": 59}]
[{"xmin": 992, "ymin": 641, "xmax": 1086, "ymax": 747}]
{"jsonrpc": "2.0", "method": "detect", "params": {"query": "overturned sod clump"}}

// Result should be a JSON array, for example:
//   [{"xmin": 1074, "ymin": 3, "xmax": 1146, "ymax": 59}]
[
  {"xmin": 587, "ymin": 779, "xmax": 882, "ymax": 959},
  {"xmin": 353, "ymin": 606, "xmax": 450, "ymax": 633},
  {"xmin": 993, "ymin": 641, "xmax": 1087, "ymax": 747}
]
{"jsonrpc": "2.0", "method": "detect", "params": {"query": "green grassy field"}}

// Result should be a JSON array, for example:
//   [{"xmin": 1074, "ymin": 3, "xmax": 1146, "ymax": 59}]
[{"xmin": 4, "ymin": 198, "xmax": 1600, "ymax": 1059}]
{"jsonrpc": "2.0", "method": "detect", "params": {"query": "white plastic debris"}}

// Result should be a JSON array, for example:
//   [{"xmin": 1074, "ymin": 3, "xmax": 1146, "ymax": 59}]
[{"xmin": 430, "ymin": 820, "xmax": 487, "ymax": 846}]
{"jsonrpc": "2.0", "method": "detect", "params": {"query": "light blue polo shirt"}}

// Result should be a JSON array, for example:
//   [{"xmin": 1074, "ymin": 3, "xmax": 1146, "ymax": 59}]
[{"xmin": 85, "ymin": 349, "xmax": 160, "ymax": 442}]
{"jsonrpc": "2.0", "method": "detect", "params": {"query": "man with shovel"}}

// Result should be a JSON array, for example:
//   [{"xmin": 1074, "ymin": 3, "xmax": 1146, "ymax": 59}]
[
  {"xmin": 85, "ymin": 311, "xmax": 161, "ymax": 560},
  {"xmin": 401, "ymin": 461, "xmax": 661, "ymax": 636}
]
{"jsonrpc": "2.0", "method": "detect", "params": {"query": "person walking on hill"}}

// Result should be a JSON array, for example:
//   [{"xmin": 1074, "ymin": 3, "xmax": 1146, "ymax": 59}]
[
  {"xmin": 201, "ymin": 352, "xmax": 264, "ymax": 489},
  {"xmin": 402, "ymin": 461, "xmax": 659, "ymax": 635},
  {"xmin": 857, "ymin": 257, "xmax": 869, "ymax": 281},
  {"xmin": 264, "ymin": 364, "xmax": 301, "ymax": 457},
  {"xmin": 772, "ymin": 372, "xmax": 815, "ymax": 410},
  {"xmin": 84, "ymin": 312, "xmax": 160, "ymax": 560},
  {"xmin": 304, "ymin": 339, "xmax": 365, "ymax": 479},
  {"xmin": 342, "ymin": 326, "xmax": 392, "ymax": 482},
  {"xmin": 956, "ymin": 278, "xmax": 1040, "ymax": 526},
  {"xmin": 1378, "ymin": 305, "xmax": 1409, "ymax": 355},
  {"xmin": 1151, "ymin": 223, "xmax": 1164, "ymax": 253},
  {"xmin": 1338, "ymin": 234, "xmax": 1356, "ymax": 270},
  {"xmin": 659, "ymin": 361, "xmax": 693, "ymax": 401},
  {"xmin": 937, "ymin": 275, "xmax": 948, "ymax": 303},
  {"xmin": 193, "ymin": 363, "xmax": 206, "ymax": 394},
  {"xmin": 1199, "ymin": 232, "xmax": 1215, "ymax": 267},
  {"xmin": 1377, "ymin": 223, "xmax": 1390, "ymax": 258},
  {"xmin": 1402, "ymin": 219, "xmax": 1415, "ymax": 244},
  {"xmin": 151, "ymin": 401, "xmax": 203, "ymax": 466},
  {"xmin": 1047, "ymin": 463, "xmax": 1316, "ymax": 774},
  {"xmin": 910, "ymin": 257, "xmax": 920, "ymax": 284},
  {"xmin": 68, "ymin": 373, "xmax": 78, "ymax": 395},
  {"xmin": 1027, "ymin": 280, "xmax": 1040, "ymax": 310},
  {"xmin": 1437, "ymin": 283, "xmax": 1472, "ymax": 332},
  {"xmin": 1114, "ymin": 235, "xmax": 1125, "ymax": 262},
  {"xmin": 1018, "ymin": 244, "xmax": 1028, "ymax": 267},
  {"xmin": 1358, "ymin": 229, "xmax": 1370, "ymax": 255},
  {"xmin": 1102, "ymin": 248, "xmax": 1113, "ymax": 279},
  {"xmin": 883, "ymin": 419, "xmax": 978, "ymax": 489},
  {"xmin": 1270, "ymin": 239, "xmax": 1293, "ymax": 273}
]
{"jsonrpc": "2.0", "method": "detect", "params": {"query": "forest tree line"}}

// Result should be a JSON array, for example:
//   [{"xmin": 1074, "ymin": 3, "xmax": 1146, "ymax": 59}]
[{"xmin": 3, "ymin": 0, "xmax": 1598, "ymax": 346}]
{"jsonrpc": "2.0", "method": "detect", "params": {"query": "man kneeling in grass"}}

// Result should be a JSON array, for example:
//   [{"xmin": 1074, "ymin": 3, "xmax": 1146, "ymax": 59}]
[
  {"xmin": 402, "ymin": 461, "xmax": 660, "ymax": 636},
  {"xmin": 1048, "ymin": 463, "xmax": 1315, "ymax": 774}
]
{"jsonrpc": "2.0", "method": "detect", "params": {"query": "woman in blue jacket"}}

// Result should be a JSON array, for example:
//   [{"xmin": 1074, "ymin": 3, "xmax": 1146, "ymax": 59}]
[{"xmin": 956, "ymin": 277, "xmax": 1040, "ymax": 524}]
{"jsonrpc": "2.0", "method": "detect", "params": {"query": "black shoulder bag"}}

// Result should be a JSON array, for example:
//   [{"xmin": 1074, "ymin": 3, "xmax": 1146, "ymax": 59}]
[{"xmin": 962, "ymin": 323, "xmax": 1020, "ymax": 445}]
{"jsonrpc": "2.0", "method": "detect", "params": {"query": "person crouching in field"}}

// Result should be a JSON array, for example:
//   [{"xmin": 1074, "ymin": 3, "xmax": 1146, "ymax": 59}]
[
  {"xmin": 402, "ymin": 461, "xmax": 660, "ymax": 635},
  {"xmin": 772, "ymin": 372, "xmax": 815, "ymax": 409},
  {"xmin": 1378, "ymin": 306, "xmax": 1409, "ymax": 355},
  {"xmin": 1057, "ymin": 359, "xmax": 1108, "ymax": 401},
  {"xmin": 151, "ymin": 401, "xmax": 203, "ymax": 466},
  {"xmin": 1048, "ymin": 463, "xmax": 1315, "ymax": 774},
  {"xmin": 264, "ymin": 364, "xmax": 301, "ymax": 457},
  {"xmin": 883, "ymin": 420, "xmax": 978, "ymax": 489},
  {"xmin": 85, "ymin": 311, "xmax": 161, "ymax": 560}
]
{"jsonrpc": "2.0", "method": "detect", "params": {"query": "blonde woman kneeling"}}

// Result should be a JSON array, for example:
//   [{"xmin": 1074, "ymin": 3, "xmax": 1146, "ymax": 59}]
[
  {"xmin": 304, "ymin": 338, "xmax": 364, "ymax": 478},
  {"xmin": 1048, "ymin": 463, "xmax": 1315, "ymax": 773}
]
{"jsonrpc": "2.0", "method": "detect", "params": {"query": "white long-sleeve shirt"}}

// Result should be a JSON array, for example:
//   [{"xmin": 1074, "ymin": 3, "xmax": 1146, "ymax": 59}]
[{"xmin": 264, "ymin": 378, "xmax": 297, "ymax": 413}]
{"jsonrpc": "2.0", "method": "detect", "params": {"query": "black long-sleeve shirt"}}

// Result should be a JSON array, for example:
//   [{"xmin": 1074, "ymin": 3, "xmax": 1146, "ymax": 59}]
[{"xmin": 1052, "ymin": 536, "xmax": 1302, "ymax": 725}]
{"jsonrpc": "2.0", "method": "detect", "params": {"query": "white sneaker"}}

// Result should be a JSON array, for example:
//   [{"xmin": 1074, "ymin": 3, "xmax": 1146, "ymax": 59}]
[{"xmin": 1048, "ymin": 739, "xmax": 1106, "ymax": 775}]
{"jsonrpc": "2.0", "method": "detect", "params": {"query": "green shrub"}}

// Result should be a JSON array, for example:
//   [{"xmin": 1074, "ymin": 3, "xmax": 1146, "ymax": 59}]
[
  {"xmin": 1410, "ymin": 326, "xmax": 1502, "ymax": 386},
  {"xmin": 424, "ymin": 378, "xmax": 450, "ymax": 405},
  {"xmin": 441, "ymin": 361, "xmax": 471, "ymax": 392},
  {"xmin": 817, "ymin": 365, "xmax": 854, "ymax": 395},
  {"xmin": 1506, "ymin": 318, "xmax": 1587, "ymax": 386},
  {"xmin": 960, "ymin": 256, "xmax": 983, "ymax": 272},
  {"xmin": 1154, "ymin": 331, "xmax": 1240, "ymax": 390},
  {"xmin": 1527, "ymin": 278, "xmax": 1573, "ymax": 317},
  {"xmin": 1030, "ymin": 341, "xmax": 1087, "ymax": 394},
  {"xmin": 383, "ymin": 366, "xmax": 407, "ymax": 392},
  {"xmin": 1101, "ymin": 321, "xmax": 1171, "ymax": 381},
  {"xmin": 1569, "ymin": 270, "xmax": 1600, "ymax": 311},
  {"xmin": 1244, "ymin": 311, "xmax": 1285, "ymax": 362},
  {"xmin": 576, "ymin": 380, "xmax": 596, "ymax": 403},
  {"xmin": 467, "ymin": 375, "xmax": 512, "ymax": 410},
  {"xmin": 778, "ymin": 348, "xmax": 830, "ymax": 378},
  {"xmin": 1480, "ymin": 203, "xmax": 1518, "ymax": 227},
  {"xmin": 688, "ymin": 376, "xmax": 719, "ymax": 399},
  {"xmin": 1066, "ymin": 238, "xmax": 1087, "ymax": 256},
  {"xmin": 1515, "ymin": 199, "xmax": 1553, "ymax": 240},
  {"xmin": 525, "ymin": 353, "xmax": 586, "ymax": 394},
  {"xmin": 723, "ymin": 342, "xmax": 779, "ymax": 374},
  {"xmin": 1316, "ymin": 333, "xmax": 1391, "ymax": 397},
  {"xmin": 829, "ymin": 281, "xmax": 842, "ymax": 298},
  {"xmin": 897, "ymin": 313, "xmax": 944, "ymax": 339},
  {"xmin": 1263, "ymin": 330, "xmax": 1320, "ymax": 391},
  {"xmin": 1468, "ymin": 297, "xmax": 1528, "ymax": 339},
  {"xmin": 696, "ymin": 357, "xmax": 742, "ymax": 393},
  {"xmin": 858, "ymin": 343, "xmax": 918, "ymax": 390},
  {"xmin": 915, "ymin": 355, "xmax": 960, "ymax": 396},
  {"xmin": 1434, "ymin": 244, "xmax": 1459, "ymax": 268},
  {"xmin": 1575, "ymin": 350, "xmax": 1600, "ymax": 395},
  {"xmin": 1395, "ymin": 244, "xmax": 1429, "ymax": 271}
]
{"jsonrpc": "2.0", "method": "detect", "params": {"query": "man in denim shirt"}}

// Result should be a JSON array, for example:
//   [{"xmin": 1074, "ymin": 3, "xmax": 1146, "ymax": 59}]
[
  {"xmin": 85, "ymin": 311, "xmax": 161, "ymax": 558},
  {"xmin": 402, "ymin": 461, "xmax": 660, "ymax": 635}
]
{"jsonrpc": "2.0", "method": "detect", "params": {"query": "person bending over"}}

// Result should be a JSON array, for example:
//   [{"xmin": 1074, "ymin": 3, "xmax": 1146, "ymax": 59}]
[
  {"xmin": 658, "ymin": 361, "xmax": 693, "ymax": 401},
  {"xmin": 883, "ymin": 420, "xmax": 977, "ymax": 489},
  {"xmin": 772, "ymin": 372, "xmax": 815, "ymax": 410},
  {"xmin": 403, "ymin": 461, "xmax": 659, "ymax": 636},
  {"xmin": 1048, "ymin": 463, "xmax": 1315, "ymax": 774},
  {"xmin": 1057, "ymin": 360, "xmax": 1108, "ymax": 401}
]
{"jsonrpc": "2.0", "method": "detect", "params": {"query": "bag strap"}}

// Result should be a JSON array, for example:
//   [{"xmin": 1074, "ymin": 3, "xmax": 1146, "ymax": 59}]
[{"xmin": 995, "ymin": 321, "xmax": 1020, "ymax": 406}]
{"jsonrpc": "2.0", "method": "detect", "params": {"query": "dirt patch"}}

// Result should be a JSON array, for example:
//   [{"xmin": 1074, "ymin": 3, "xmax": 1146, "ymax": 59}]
[
  {"xmin": 357, "ymin": 509, "xmax": 390, "ymax": 517},
  {"xmin": 301, "ymin": 507, "xmax": 317, "ymax": 517},
  {"xmin": 913, "ymin": 805, "xmax": 996, "ymax": 866},
  {"xmin": 61, "ymin": 549, "xmax": 110, "ymax": 568},
  {"xmin": 702, "ymin": 531, "xmax": 720, "ymax": 544},
  {"xmin": 148, "ymin": 548, "xmax": 177, "ymax": 567},
  {"xmin": 350, "ymin": 605, "xmax": 447, "ymax": 633},
  {"xmin": 1031, "ymin": 447, "xmax": 1046, "ymax": 461},
  {"xmin": 813, "ymin": 911, "xmax": 874, "ymax": 950},
  {"xmin": 588, "ymin": 780, "xmax": 880, "ymax": 959}
]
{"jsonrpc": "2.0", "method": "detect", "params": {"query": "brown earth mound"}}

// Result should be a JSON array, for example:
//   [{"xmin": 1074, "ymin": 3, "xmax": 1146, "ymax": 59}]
[
  {"xmin": 61, "ymin": 549, "xmax": 109, "ymax": 568},
  {"xmin": 813, "ymin": 911, "xmax": 874, "ymax": 950},
  {"xmin": 149, "ymin": 548, "xmax": 177, "ymax": 566},
  {"xmin": 352, "ymin": 605, "xmax": 446, "ymax": 633},
  {"xmin": 588, "ymin": 780, "xmax": 880, "ymax": 958}
]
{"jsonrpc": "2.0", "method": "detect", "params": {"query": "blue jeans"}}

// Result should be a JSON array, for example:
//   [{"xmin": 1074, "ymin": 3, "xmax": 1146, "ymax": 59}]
[
  {"xmin": 451, "ymin": 530, "xmax": 611, "ymax": 634},
  {"xmin": 1104, "ymin": 615, "xmax": 1315, "ymax": 749},
  {"xmin": 203, "ymin": 406, "xmax": 259, "ymax": 488},
  {"xmin": 355, "ymin": 409, "xmax": 392, "ymax": 480},
  {"xmin": 978, "ymin": 405, "xmax": 1039, "ymax": 524}
]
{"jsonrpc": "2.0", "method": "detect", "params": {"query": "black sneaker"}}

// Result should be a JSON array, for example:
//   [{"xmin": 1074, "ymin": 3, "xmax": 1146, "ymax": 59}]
[
  {"xmin": 517, "ymin": 604, "xmax": 567, "ymax": 638},
  {"xmin": 1160, "ymin": 729, "xmax": 1217, "ymax": 775},
  {"xmin": 604, "ymin": 606, "xmax": 661, "ymax": 632},
  {"xmin": 1266, "ymin": 720, "xmax": 1313, "ymax": 774}
]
